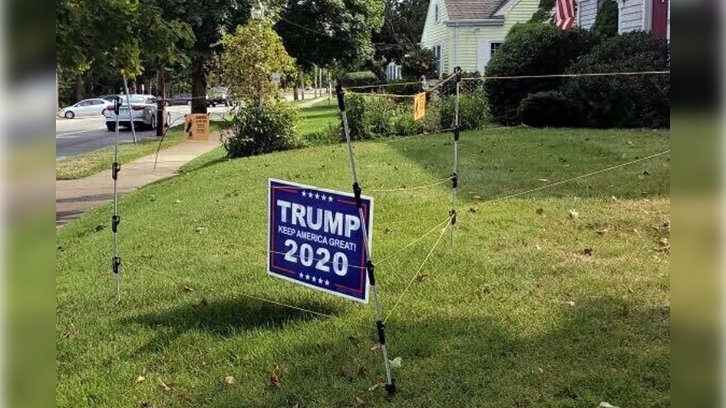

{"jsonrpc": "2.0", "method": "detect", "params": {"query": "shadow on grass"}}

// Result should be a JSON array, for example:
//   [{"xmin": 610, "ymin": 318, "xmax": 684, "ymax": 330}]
[
  {"xmin": 387, "ymin": 128, "xmax": 670, "ymax": 204},
  {"xmin": 185, "ymin": 296, "xmax": 669, "ymax": 407},
  {"xmin": 122, "ymin": 296, "xmax": 345, "ymax": 354}
]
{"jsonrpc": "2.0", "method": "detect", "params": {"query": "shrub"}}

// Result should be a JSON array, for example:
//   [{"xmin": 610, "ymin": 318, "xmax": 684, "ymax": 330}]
[
  {"xmin": 440, "ymin": 89, "xmax": 490, "ymax": 130},
  {"xmin": 344, "ymin": 92, "xmax": 442, "ymax": 139},
  {"xmin": 592, "ymin": 0, "xmax": 619, "ymax": 37},
  {"xmin": 401, "ymin": 48, "xmax": 438, "ymax": 80},
  {"xmin": 386, "ymin": 80, "xmax": 424, "ymax": 96},
  {"xmin": 223, "ymin": 100, "xmax": 300, "ymax": 158},
  {"xmin": 484, "ymin": 23, "xmax": 599, "ymax": 124},
  {"xmin": 529, "ymin": 0, "xmax": 555, "ymax": 23},
  {"xmin": 339, "ymin": 71, "xmax": 382, "ymax": 88},
  {"xmin": 562, "ymin": 31, "xmax": 670, "ymax": 128},
  {"xmin": 305, "ymin": 123, "xmax": 344, "ymax": 146},
  {"xmin": 517, "ymin": 91, "xmax": 573, "ymax": 127}
]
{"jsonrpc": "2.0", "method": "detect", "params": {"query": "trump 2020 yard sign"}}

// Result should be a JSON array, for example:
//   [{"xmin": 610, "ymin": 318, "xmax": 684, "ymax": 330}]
[{"xmin": 267, "ymin": 179, "xmax": 373, "ymax": 303}]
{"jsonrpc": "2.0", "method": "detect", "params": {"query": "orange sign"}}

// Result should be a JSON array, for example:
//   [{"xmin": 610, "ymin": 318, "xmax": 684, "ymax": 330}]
[
  {"xmin": 413, "ymin": 92, "xmax": 426, "ymax": 121},
  {"xmin": 185, "ymin": 114, "xmax": 210, "ymax": 140}
]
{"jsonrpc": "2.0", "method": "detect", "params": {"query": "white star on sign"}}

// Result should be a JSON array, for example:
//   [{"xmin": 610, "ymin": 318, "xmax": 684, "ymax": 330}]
[
  {"xmin": 320, "ymin": 194, "xmax": 327, "ymax": 201},
  {"xmin": 305, "ymin": 274, "xmax": 310, "ymax": 280},
  {"xmin": 327, "ymin": 196, "xmax": 333, "ymax": 202},
  {"xmin": 301, "ymin": 191, "xmax": 307, "ymax": 197},
  {"xmin": 299, "ymin": 273, "xmax": 304, "ymax": 279},
  {"xmin": 325, "ymin": 280, "xmax": 330, "ymax": 286},
  {"xmin": 315, "ymin": 193, "xmax": 320, "ymax": 200},
  {"xmin": 318, "ymin": 277, "xmax": 324, "ymax": 284}
]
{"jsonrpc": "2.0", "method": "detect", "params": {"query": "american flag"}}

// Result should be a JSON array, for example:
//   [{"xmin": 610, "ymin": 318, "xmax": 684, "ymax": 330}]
[{"xmin": 555, "ymin": 0, "xmax": 576, "ymax": 30}]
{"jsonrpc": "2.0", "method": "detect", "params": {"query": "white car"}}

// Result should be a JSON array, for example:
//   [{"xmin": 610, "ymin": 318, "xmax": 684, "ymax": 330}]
[
  {"xmin": 103, "ymin": 94, "xmax": 170, "ymax": 131},
  {"xmin": 58, "ymin": 98, "xmax": 112, "ymax": 119}
]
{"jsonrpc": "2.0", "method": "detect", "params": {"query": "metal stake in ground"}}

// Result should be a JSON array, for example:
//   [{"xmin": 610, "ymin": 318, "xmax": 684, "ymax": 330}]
[
  {"xmin": 450, "ymin": 67, "xmax": 462, "ymax": 245},
  {"xmin": 122, "ymin": 73, "xmax": 138, "ymax": 144},
  {"xmin": 336, "ymin": 84, "xmax": 397, "ymax": 396},
  {"xmin": 111, "ymin": 96, "xmax": 122, "ymax": 302}
]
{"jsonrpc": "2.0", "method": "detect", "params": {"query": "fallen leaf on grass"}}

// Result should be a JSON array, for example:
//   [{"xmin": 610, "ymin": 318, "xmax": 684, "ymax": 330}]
[
  {"xmin": 653, "ymin": 237, "xmax": 670, "ymax": 253},
  {"xmin": 538, "ymin": 179, "xmax": 549, "ymax": 182},
  {"xmin": 270, "ymin": 366, "xmax": 283, "ymax": 387},
  {"xmin": 568, "ymin": 210, "xmax": 579, "ymax": 220},
  {"xmin": 535, "ymin": 208, "xmax": 544, "ymax": 215},
  {"xmin": 195, "ymin": 226, "xmax": 207, "ymax": 233},
  {"xmin": 368, "ymin": 382, "xmax": 384, "ymax": 392},
  {"xmin": 159, "ymin": 380, "xmax": 172, "ymax": 391},
  {"xmin": 94, "ymin": 224, "xmax": 106, "ymax": 232},
  {"xmin": 136, "ymin": 376, "xmax": 146, "ymax": 384},
  {"xmin": 383, "ymin": 228, "xmax": 392, "ymax": 235},
  {"xmin": 339, "ymin": 369, "xmax": 354, "ymax": 382},
  {"xmin": 175, "ymin": 199, "xmax": 182, "ymax": 204},
  {"xmin": 599, "ymin": 403, "xmax": 620, "ymax": 408},
  {"xmin": 468, "ymin": 207, "xmax": 478, "ymax": 213},
  {"xmin": 581, "ymin": 248, "xmax": 593, "ymax": 256},
  {"xmin": 224, "ymin": 376, "xmax": 235, "ymax": 387},
  {"xmin": 559, "ymin": 300, "xmax": 575, "ymax": 306},
  {"xmin": 596, "ymin": 228, "xmax": 609, "ymax": 235},
  {"xmin": 183, "ymin": 285, "xmax": 195, "ymax": 292},
  {"xmin": 389, "ymin": 357, "xmax": 403, "ymax": 368},
  {"xmin": 370, "ymin": 344, "xmax": 380, "ymax": 352},
  {"xmin": 415, "ymin": 273, "xmax": 428, "ymax": 282},
  {"xmin": 356, "ymin": 396, "xmax": 366, "ymax": 405}
]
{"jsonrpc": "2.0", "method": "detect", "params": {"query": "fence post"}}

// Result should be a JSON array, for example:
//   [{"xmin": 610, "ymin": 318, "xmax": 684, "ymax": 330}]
[
  {"xmin": 450, "ymin": 67, "xmax": 462, "ymax": 245},
  {"xmin": 336, "ymin": 84, "xmax": 397, "ymax": 396}
]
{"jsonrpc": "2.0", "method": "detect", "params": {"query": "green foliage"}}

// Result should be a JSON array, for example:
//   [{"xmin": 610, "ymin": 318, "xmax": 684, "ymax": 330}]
[
  {"xmin": 339, "ymin": 71, "xmax": 382, "ymax": 88},
  {"xmin": 440, "ymin": 90, "xmax": 490, "ymax": 130},
  {"xmin": 401, "ymin": 48, "xmax": 438, "ymax": 80},
  {"xmin": 529, "ymin": 0, "xmax": 556, "ymax": 23},
  {"xmin": 517, "ymin": 91, "xmax": 573, "ymax": 127},
  {"xmin": 373, "ymin": 0, "xmax": 429, "ymax": 62},
  {"xmin": 592, "ymin": 0, "xmax": 619, "ymax": 37},
  {"xmin": 276, "ymin": 0, "xmax": 385, "ymax": 69},
  {"xmin": 224, "ymin": 100, "xmax": 301, "ymax": 158},
  {"xmin": 345, "ymin": 93, "xmax": 433, "ymax": 139},
  {"xmin": 562, "ymin": 32, "xmax": 670, "ymax": 128},
  {"xmin": 484, "ymin": 23, "xmax": 599, "ymax": 124},
  {"xmin": 216, "ymin": 21, "xmax": 296, "ymax": 106},
  {"xmin": 385, "ymin": 80, "xmax": 424, "ymax": 95}
]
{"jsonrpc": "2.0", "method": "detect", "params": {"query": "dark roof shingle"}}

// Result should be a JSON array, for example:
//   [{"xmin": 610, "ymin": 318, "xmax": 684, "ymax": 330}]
[{"xmin": 443, "ymin": 0, "xmax": 510, "ymax": 20}]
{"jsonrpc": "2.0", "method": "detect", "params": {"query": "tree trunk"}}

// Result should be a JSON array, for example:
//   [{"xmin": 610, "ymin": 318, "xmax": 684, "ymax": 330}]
[
  {"xmin": 74, "ymin": 73, "xmax": 84, "ymax": 102},
  {"xmin": 156, "ymin": 68, "xmax": 166, "ymax": 136},
  {"xmin": 299, "ymin": 69, "xmax": 305, "ymax": 100},
  {"xmin": 191, "ymin": 60, "xmax": 208, "ymax": 114},
  {"xmin": 293, "ymin": 86, "xmax": 299, "ymax": 101}
]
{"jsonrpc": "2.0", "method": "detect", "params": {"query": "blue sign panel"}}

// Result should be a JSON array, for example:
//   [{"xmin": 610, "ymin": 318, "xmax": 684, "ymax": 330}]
[{"xmin": 267, "ymin": 179, "xmax": 373, "ymax": 303}]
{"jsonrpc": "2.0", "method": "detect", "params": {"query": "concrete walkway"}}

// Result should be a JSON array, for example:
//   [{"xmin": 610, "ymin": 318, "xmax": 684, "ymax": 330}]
[{"xmin": 56, "ymin": 136, "xmax": 221, "ymax": 226}]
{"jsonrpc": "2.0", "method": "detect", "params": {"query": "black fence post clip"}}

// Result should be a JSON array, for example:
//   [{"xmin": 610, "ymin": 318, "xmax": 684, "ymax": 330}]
[
  {"xmin": 112, "ymin": 162, "xmax": 121, "ymax": 180},
  {"xmin": 449, "ymin": 209, "xmax": 457, "ymax": 226},
  {"xmin": 365, "ymin": 260, "xmax": 376, "ymax": 286},
  {"xmin": 453, "ymin": 126, "xmax": 460, "ymax": 142},
  {"xmin": 111, "ymin": 215, "xmax": 121, "ymax": 233},
  {"xmin": 352, "ymin": 182, "xmax": 362, "ymax": 208},
  {"xmin": 335, "ymin": 83, "xmax": 346, "ymax": 112},
  {"xmin": 385, "ymin": 379, "xmax": 397, "ymax": 396},
  {"xmin": 113, "ymin": 97, "xmax": 122, "ymax": 115},
  {"xmin": 112, "ymin": 256, "xmax": 122, "ymax": 275},
  {"xmin": 454, "ymin": 66, "xmax": 462, "ymax": 83},
  {"xmin": 451, "ymin": 172, "xmax": 458, "ymax": 189}
]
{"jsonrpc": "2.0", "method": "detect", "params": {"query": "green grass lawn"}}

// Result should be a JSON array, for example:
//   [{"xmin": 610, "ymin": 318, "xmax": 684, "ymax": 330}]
[
  {"xmin": 56, "ymin": 127, "xmax": 670, "ymax": 407},
  {"xmin": 56, "ymin": 122, "xmax": 224, "ymax": 180},
  {"xmin": 297, "ymin": 99, "xmax": 338, "ymax": 138}
]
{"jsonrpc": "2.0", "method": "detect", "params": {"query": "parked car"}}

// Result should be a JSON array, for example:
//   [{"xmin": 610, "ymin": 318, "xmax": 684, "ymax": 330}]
[
  {"xmin": 208, "ymin": 87, "xmax": 231, "ymax": 106},
  {"xmin": 98, "ymin": 94, "xmax": 120, "ymax": 103},
  {"xmin": 103, "ymin": 94, "xmax": 170, "ymax": 131},
  {"xmin": 58, "ymin": 98, "xmax": 112, "ymax": 119},
  {"xmin": 167, "ymin": 93, "xmax": 192, "ymax": 106}
]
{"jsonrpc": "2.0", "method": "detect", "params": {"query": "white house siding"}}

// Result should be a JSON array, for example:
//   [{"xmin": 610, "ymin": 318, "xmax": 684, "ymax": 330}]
[
  {"xmin": 421, "ymin": 0, "xmax": 451, "ymax": 76},
  {"xmin": 619, "ymin": 0, "xmax": 644, "ymax": 32},
  {"xmin": 446, "ymin": 0, "xmax": 539, "ymax": 74},
  {"xmin": 578, "ymin": 0, "xmax": 600, "ymax": 29}
]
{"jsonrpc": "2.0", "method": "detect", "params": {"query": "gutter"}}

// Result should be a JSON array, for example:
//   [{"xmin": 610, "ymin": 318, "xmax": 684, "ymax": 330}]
[{"xmin": 445, "ymin": 18, "xmax": 504, "ymax": 27}]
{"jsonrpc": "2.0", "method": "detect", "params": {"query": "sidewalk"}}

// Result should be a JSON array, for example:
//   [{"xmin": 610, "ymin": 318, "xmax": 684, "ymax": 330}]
[{"xmin": 56, "ymin": 135, "xmax": 221, "ymax": 226}]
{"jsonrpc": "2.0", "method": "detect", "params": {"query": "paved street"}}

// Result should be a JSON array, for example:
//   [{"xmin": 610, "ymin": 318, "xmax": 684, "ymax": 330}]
[{"xmin": 55, "ymin": 105, "xmax": 230, "ymax": 161}]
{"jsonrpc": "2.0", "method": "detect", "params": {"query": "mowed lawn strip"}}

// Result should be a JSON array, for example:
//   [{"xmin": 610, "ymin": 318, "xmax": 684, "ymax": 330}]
[
  {"xmin": 56, "ymin": 122, "xmax": 223, "ymax": 180},
  {"xmin": 56, "ymin": 127, "xmax": 670, "ymax": 407}
]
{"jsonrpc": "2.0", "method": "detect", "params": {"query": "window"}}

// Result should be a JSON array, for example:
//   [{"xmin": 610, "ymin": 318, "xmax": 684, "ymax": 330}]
[
  {"xmin": 432, "ymin": 45, "xmax": 442, "ymax": 75},
  {"xmin": 490, "ymin": 42, "xmax": 503, "ymax": 57},
  {"xmin": 434, "ymin": 4, "xmax": 440, "ymax": 22}
]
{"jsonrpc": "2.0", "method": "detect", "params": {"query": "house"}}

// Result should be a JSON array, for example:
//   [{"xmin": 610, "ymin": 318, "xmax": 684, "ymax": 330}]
[
  {"xmin": 577, "ymin": 0, "xmax": 669, "ymax": 40},
  {"xmin": 420, "ymin": 0, "xmax": 540, "ymax": 76}
]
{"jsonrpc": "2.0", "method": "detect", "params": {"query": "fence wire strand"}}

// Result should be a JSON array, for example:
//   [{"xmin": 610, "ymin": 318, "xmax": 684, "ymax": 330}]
[
  {"xmin": 478, "ymin": 150, "xmax": 671, "ymax": 205},
  {"xmin": 368, "ymin": 176, "xmax": 453, "ymax": 193},
  {"xmin": 461, "ymin": 70, "xmax": 671, "ymax": 82},
  {"xmin": 385, "ymin": 217, "xmax": 452, "ymax": 322},
  {"xmin": 377, "ymin": 215, "xmax": 453, "ymax": 266}
]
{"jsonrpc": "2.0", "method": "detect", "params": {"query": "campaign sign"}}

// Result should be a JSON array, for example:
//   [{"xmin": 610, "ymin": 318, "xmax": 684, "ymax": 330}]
[{"xmin": 267, "ymin": 179, "xmax": 373, "ymax": 303}]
